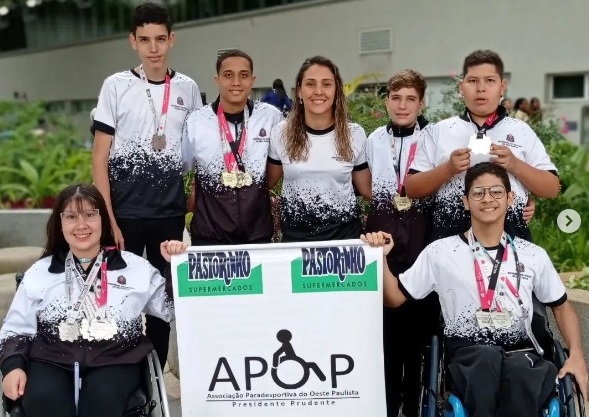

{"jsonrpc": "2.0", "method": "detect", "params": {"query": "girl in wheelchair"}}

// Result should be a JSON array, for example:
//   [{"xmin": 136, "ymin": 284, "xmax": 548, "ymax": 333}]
[
  {"xmin": 362, "ymin": 163, "xmax": 588, "ymax": 417},
  {"xmin": 0, "ymin": 184, "xmax": 187, "ymax": 417}
]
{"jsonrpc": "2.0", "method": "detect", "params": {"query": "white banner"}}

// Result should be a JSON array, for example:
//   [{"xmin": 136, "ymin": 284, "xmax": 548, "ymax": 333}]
[{"xmin": 171, "ymin": 239, "xmax": 386, "ymax": 417}]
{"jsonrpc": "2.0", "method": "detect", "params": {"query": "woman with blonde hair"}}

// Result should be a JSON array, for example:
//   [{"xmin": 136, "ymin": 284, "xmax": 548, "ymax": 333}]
[{"xmin": 267, "ymin": 56, "xmax": 371, "ymax": 242}]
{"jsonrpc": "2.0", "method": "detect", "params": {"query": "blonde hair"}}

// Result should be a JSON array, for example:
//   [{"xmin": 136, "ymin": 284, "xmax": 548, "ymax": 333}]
[{"xmin": 284, "ymin": 56, "xmax": 353, "ymax": 162}]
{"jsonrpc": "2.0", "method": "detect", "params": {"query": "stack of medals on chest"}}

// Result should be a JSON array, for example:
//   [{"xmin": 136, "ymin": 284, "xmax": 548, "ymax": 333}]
[
  {"xmin": 58, "ymin": 252, "xmax": 118, "ymax": 342},
  {"xmin": 218, "ymin": 105, "xmax": 253, "ymax": 188}
]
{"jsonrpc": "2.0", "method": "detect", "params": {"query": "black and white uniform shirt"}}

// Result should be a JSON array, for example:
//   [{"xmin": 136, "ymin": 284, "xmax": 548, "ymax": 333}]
[
  {"xmin": 365, "ymin": 117, "xmax": 432, "ymax": 265},
  {"xmin": 182, "ymin": 98, "xmax": 283, "ymax": 245},
  {"xmin": 93, "ymin": 69, "xmax": 202, "ymax": 219},
  {"xmin": 399, "ymin": 235, "xmax": 566, "ymax": 348},
  {"xmin": 410, "ymin": 107, "xmax": 557, "ymax": 241},
  {"xmin": 0, "ymin": 249, "xmax": 173, "ymax": 375},
  {"xmin": 268, "ymin": 122, "xmax": 369, "ymax": 241}
]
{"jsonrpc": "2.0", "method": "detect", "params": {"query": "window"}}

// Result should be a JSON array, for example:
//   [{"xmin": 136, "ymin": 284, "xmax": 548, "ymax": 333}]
[
  {"xmin": 552, "ymin": 74, "xmax": 585, "ymax": 99},
  {"xmin": 0, "ymin": 0, "xmax": 319, "ymax": 54}
]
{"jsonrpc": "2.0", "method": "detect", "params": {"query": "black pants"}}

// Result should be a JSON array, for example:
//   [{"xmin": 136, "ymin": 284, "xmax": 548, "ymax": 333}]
[
  {"xmin": 448, "ymin": 345, "xmax": 558, "ymax": 417},
  {"xmin": 384, "ymin": 260, "xmax": 439, "ymax": 417},
  {"xmin": 21, "ymin": 360, "xmax": 141, "ymax": 417},
  {"xmin": 118, "ymin": 216, "xmax": 185, "ymax": 366}
]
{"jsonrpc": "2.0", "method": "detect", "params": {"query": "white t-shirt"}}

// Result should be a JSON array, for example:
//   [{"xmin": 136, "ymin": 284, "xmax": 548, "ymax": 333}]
[
  {"xmin": 93, "ymin": 69, "xmax": 202, "ymax": 219},
  {"xmin": 399, "ymin": 234, "xmax": 566, "ymax": 347},
  {"xmin": 268, "ymin": 122, "xmax": 369, "ymax": 241},
  {"xmin": 182, "ymin": 99, "xmax": 283, "ymax": 244},
  {"xmin": 410, "ymin": 110, "xmax": 557, "ymax": 241}
]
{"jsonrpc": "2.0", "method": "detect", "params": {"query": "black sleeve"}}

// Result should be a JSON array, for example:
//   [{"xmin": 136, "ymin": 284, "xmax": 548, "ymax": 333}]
[
  {"xmin": 353, "ymin": 162, "xmax": 369, "ymax": 172},
  {"xmin": 267, "ymin": 156, "xmax": 283, "ymax": 166},
  {"xmin": 92, "ymin": 120, "xmax": 115, "ymax": 136},
  {"xmin": 1, "ymin": 355, "xmax": 27, "ymax": 377}
]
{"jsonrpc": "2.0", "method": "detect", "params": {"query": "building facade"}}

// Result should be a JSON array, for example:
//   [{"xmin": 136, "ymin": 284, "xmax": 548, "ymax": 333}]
[{"xmin": 1, "ymin": 0, "xmax": 588, "ymax": 145}]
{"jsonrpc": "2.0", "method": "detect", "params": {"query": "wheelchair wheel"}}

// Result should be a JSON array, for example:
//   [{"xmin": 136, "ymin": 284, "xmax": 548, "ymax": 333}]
[{"xmin": 553, "ymin": 340, "xmax": 585, "ymax": 417}]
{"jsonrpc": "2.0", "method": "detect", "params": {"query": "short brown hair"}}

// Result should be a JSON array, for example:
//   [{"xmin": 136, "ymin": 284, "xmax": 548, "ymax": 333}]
[
  {"xmin": 386, "ymin": 70, "xmax": 427, "ymax": 100},
  {"xmin": 462, "ymin": 50, "xmax": 504, "ymax": 78}
]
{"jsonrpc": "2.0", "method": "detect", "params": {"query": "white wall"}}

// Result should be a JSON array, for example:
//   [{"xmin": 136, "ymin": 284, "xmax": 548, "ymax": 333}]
[{"xmin": 1, "ymin": 0, "xmax": 589, "ymax": 143}]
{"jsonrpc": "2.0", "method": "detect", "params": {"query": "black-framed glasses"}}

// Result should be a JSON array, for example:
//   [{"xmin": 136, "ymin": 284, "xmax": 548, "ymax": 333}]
[
  {"xmin": 60, "ymin": 209, "xmax": 100, "ymax": 225},
  {"xmin": 468, "ymin": 185, "xmax": 507, "ymax": 201}
]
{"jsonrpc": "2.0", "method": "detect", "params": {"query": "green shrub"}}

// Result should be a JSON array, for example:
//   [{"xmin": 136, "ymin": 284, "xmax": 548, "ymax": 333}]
[{"xmin": 0, "ymin": 101, "xmax": 91, "ymax": 207}]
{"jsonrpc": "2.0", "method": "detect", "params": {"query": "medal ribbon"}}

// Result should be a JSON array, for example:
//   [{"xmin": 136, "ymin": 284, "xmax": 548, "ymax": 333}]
[
  {"xmin": 469, "ymin": 229, "xmax": 507, "ymax": 312},
  {"xmin": 217, "ymin": 104, "xmax": 249, "ymax": 172},
  {"xmin": 65, "ymin": 252, "xmax": 104, "ymax": 324},
  {"xmin": 473, "ymin": 112, "xmax": 498, "ymax": 138},
  {"xmin": 397, "ymin": 142, "xmax": 417, "ymax": 195},
  {"xmin": 139, "ymin": 65, "xmax": 171, "ymax": 137}
]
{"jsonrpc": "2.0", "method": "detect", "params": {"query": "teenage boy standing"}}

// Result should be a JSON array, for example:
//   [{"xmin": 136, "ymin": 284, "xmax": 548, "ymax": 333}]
[
  {"xmin": 405, "ymin": 50, "xmax": 558, "ymax": 242},
  {"xmin": 365, "ymin": 70, "xmax": 437, "ymax": 417},
  {"xmin": 183, "ymin": 50, "xmax": 283, "ymax": 245},
  {"xmin": 92, "ymin": 2, "xmax": 202, "ymax": 366}
]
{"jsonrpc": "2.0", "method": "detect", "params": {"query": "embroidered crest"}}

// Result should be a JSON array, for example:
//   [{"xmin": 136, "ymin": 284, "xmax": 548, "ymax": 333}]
[
  {"xmin": 516, "ymin": 262, "xmax": 525, "ymax": 273},
  {"xmin": 259, "ymin": 128, "xmax": 267, "ymax": 137},
  {"xmin": 117, "ymin": 275, "xmax": 126, "ymax": 285},
  {"xmin": 506, "ymin": 134, "xmax": 515, "ymax": 143},
  {"xmin": 177, "ymin": 96, "xmax": 184, "ymax": 106}
]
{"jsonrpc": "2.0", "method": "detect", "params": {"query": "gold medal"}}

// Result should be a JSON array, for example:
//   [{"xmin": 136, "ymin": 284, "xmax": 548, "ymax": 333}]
[
  {"xmin": 221, "ymin": 172, "xmax": 238, "ymax": 188},
  {"xmin": 242, "ymin": 172, "xmax": 253, "ymax": 187},
  {"xmin": 393, "ymin": 196, "xmax": 412, "ymax": 211}
]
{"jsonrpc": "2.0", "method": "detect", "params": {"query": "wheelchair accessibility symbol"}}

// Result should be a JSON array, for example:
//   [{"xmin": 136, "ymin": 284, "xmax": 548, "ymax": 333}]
[
  {"xmin": 271, "ymin": 329, "xmax": 327, "ymax": 389},
  {"xmin": 208, "ymin": 328, "xmax": 355, "ymax": 391}
]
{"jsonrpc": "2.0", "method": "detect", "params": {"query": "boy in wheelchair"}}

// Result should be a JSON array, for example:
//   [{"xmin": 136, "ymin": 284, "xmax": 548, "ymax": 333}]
[{"xmin": 362, "ymin": 162, "xmax": 588, "ymax": 417}]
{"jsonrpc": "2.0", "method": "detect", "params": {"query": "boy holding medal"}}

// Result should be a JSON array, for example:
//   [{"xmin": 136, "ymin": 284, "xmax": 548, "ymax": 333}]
[
  {"xmin": 362, "ymin": 162, "xmax": 587, "ymax": 417},
  {"xmin": 92, "ymin": 2, "xmax": 202, "ymax": 366},
  {"xmin": 182, "ymin": 50, "xmax": 283, "ymax": 245},
  {"xmin": 405, "ymin": 50, "xmax": 558, "ymax": 242}
]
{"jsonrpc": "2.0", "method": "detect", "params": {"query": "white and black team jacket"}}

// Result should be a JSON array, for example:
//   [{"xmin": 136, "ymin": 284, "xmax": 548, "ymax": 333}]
[
  {"xmin": 182, "ymin": 98, "xmax": 283, "ymax": 245},
  {"xmin": 0, "ymin": 249, "xmax": 173, "ymax": 376}
]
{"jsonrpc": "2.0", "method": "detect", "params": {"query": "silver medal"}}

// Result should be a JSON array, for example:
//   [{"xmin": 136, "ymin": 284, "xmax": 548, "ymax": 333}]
[
  {"xmin": 88, "ymin": 318, "xmax": 118, "ymax": 341},
  {"xmin": 58, "ymin": 321, "xmax": 81, "ymax": 342}
]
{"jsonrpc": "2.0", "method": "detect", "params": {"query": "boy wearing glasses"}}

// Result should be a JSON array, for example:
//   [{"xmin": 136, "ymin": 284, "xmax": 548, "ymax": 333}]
[
  {"xmin": 405, "ymin": 50, "xmax": 558, "ymax": 242},
  {"xmin": 362, "ymin": 162, "xmax": 587, "ymax": 417}
]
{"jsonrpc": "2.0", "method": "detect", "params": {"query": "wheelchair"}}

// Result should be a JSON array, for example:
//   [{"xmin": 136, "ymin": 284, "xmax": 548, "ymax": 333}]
[
  {"xmin": 419, "ymin": 308, "xmax": 587, "ymax": 417},
  {"xmin": 0, "ymin": 350, "xmax": 170, "ymax": 417},
  {"xmin": 1, "ymin": 276, "xmax": 171, "ymax": 417}
]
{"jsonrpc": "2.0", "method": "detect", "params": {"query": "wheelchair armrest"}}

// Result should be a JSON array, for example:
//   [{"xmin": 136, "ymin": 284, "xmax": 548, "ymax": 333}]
[{"xmin": 2, "ymin": 395, "xmax": 23, "ymax": 417}]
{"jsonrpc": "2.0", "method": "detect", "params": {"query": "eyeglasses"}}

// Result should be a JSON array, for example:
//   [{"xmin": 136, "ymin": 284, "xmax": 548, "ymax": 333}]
[
  {"xmin": 60, "ymin": 209, "xmax": 100, "ymax": 225},
  {"xmin": 468, "ymin": 185, "xmax": 507, "ymax": 201}
]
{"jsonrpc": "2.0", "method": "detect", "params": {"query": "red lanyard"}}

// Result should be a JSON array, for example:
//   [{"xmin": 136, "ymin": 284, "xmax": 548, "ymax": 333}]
[
  {"xmin": 396, "ymin": 142, "xmax": 417, "ymax": 194},
  {"xmin": 217, "ymin": 105, "xmax": 247, "ymax": 172},
  {"xmin": 96, "ymin": 246, "xmax": 116, "ymax": 307},
  {"xmin": 139, "ymin": 65, "xmax": 171, "ymax": 137}
]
